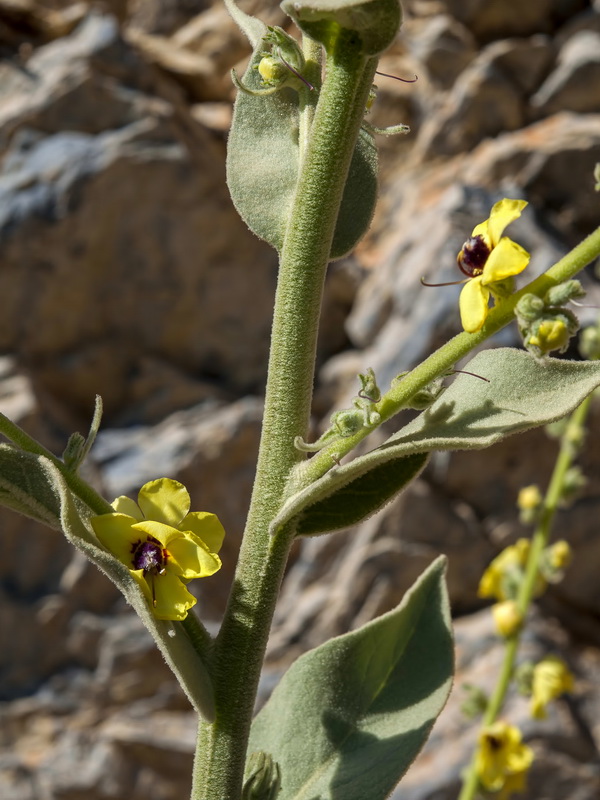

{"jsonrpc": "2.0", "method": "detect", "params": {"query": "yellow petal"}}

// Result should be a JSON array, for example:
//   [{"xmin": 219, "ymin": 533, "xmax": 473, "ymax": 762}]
[
  {"xmin": 91, "ymin": 513, "xmax": 141, "ymax": 567},
  {"xmin": 486, "ymin": 199, "xmax": 527, "ymax": 248},
  {"xmin": 168, "ymin": 533, "xmax": 222, "ymax": 579},
  {"xmin": 137, "ymin": 478, "xmax": 190, "ymax": 526},
  {"xmin": 132, "ymin": 519, "xmax": 182, "ymax": 548},
  {"xmin": 150, "ymin": 569, "xmax": 198, "ymax": 620},
  {"xmin": 182, "ymin": 512, "xmax": 226, "ymax": 554},
  {"xmin": 482, "ymin": 237, "xmax": 530, "ymax": 284},
  {"xmin": 459, "ymin": 276, "xmax": 490, "ymax": 333},
  {"xmin": 471, "ymin": 219, "xmax": 492, "ymax": 249},
  {"xmin": 111, "ymin": 495, "xmax": 144, "ymax": 519}
]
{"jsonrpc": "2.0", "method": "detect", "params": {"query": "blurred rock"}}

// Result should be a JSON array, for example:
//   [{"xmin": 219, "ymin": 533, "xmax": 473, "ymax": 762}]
[
  {"xmin": 404, "ymin": 13, "xmax": 476, "ymax": 88},
  {"xmin": 0, "ymin": 11, "xmax": 278, "ymax": 429},
  {"xmin": 531, "ymin": 30, "xmax": 600, "ymax": 115},
  {"xmin": 1, "ymin": 0, "xmax": 600, "ymax": 797},
  {"xmin": 442, "ymin": 0, "xmax": 586, "ymax": 41}
]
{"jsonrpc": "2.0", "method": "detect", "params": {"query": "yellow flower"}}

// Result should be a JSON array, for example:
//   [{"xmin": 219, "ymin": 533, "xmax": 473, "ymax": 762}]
[
  {"xmin": 91, "ymin": 478, "xmax": 224, "ymax": 621},
  {"xmin": 527, "ymin": 318, "xmax": 570, "ymax": 354},
  {"xmin": 458, "ymin": 199, "xmax": 530, "ymax": 333},
  {"xmin": 517, "ymin": 485, "xmax": 542, "ymax": 512},
  {"xmin": 492, "ymin": 600, "xmax": 523, "ymax": 638},
  {"xmin": 547, "ymin": 540, "xmax": 571, "ymax": 570},
  {"xmin": 478, "ymin": 539, "xmax": 530, "ymax": 601},
  {"xmin": 530, "ymin": 656, "xmax": 574, "ymax": 719},
  {"xmin": 476, "ymin": 721, "xmax": 534, "ymax": 795}
]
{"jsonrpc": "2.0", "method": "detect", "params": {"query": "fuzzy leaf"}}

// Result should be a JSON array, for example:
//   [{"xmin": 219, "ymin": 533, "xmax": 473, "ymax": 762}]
[
  {"xmin": 383, "ymin": 348, "xmax": 600, "ymax": 453},
  {"xmin": 227, "ymin": 66, "xmax": 378, "ymax": 258},
  {"xmin": 248, "ymin": 557, "xmax": 453, "ymax": 800},
  {"xmin": 274, "ymin": 349, "xmax": 600, "ymax": 537},
  {"xmin": 226, "ymin": 57, "xmax": 300, "ymax": 254},
  {"xmin": 0, "ymin": 444, "xmax": 68, "ymax": 529},
  {"xmin": 225, "ymin": 0, "xmax": 379, "ymax": 257},
  {"xmin": 297, "ymin": 451, "xmax": 427, "ymax": 536}
]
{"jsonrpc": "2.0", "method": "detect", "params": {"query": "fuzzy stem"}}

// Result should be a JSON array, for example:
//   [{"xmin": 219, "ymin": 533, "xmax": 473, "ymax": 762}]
[
  {"xmin": 457, "ymin": 392, "xmax": 593, "ymax": 800},
  {"xmin": 190, "ymin": 34, "xmax": 377, "ymax": 800}
]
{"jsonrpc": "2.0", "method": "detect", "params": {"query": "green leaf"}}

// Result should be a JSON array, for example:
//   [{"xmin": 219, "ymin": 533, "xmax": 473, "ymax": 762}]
[
  {"xmin": 331, "ymin": 127, "xmax": 378, "ymax": 259},
  {"xmin": 226, "ymin": 57, "xmax": 301, "ymax": 254},
  {"xmin": 384, "ymin": 348, "xmax": 600, "ymax": 453},
  {"xmin": 274, "ymin": 349, "xmax": 600, "ymax": 535},
  {"xmin": 248, "ymin": 557, "xmax": 453, "ymax": 800},
  {"xmin": 227, "ymin": 64, "xmax": 378, "ymax": 258},
  {"xmin": 225, "ymin": 0, "xmax": 379, "ymax": 258},
  {"xmin": 223, "ymin": 0, "xmax": 266, "ymax": 47},
  {"xmin": 281, "ymin": 0, "xmax": 402, "ymax": 56},
  {"xmin": 297, "ymin": 451, "xmax": 428, "ymax": 536},
  {"xmin": 0, "ymin": 444, "xmax": 70, "ymax": 529}
]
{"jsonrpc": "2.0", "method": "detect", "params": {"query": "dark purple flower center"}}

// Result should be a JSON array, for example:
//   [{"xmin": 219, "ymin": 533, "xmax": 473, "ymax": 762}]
[
  {"xmin": 457, "ymin": 235, "xmax": 491, "ymax": 278},
  {"xmin": 132, "ymin": 536, "xmax": 167, "ymax": 574}
]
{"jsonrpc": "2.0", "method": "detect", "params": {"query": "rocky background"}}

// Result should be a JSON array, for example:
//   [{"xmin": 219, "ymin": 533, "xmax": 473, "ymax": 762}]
[{"xmin": 1, "ymin": 0, "xmax": 600, "ymax": 797}]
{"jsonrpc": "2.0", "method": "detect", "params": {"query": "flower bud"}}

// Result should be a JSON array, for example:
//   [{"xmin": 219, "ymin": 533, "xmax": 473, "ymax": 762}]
[
  {"xmin": 528, "ymin": 318, "xmax": 570, "ymax": 354},
  {"xmin": 492, "ymin": 600, "xmax": 523, "ymax": 637},
  {"xmin": 544, "ymin": 280, "xmax": 585, "ymax": 306},
  {"xmin": 515, "ymin": 293, "xmax": 544, "ymax": 323},
  {"xmin": 580, "ymin": 323, "xmax": 600, "ymax": 360},
  {"xmin": 243, "ymin": 752, "xmax": 282, "ymax": 800},
  {"xmin": 530, "ymin": 657, "xmax": 574, "ymax": 719},
  {"xmin": 517, "ymin": 484, "xmax": 543, "ymax": 525}
]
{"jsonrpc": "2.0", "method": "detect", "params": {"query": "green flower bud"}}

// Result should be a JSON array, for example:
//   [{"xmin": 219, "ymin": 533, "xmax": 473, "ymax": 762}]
[
  {"xmin": 62, "ymin": 432, "xmax": 87, "ymax": 470},
  {"xmin": 460, "ymin": 683, "xmax": 489, "ymax": 719},
  {"xmin": 243, "ymin": 752, "xmax": 281, "ymax": 800},
  {"xmin": 331, "ymin": 407, "xmax": 367, "ymax": 437},
  {"xmin": 515, "ymin": 293, "xmax": 545, "ymax": 323},
  {"xmin": 408, "ymin": 378, "xmax": 444, "ymax": 410},
  {"xmin": 357, "ymin": 367, "xmax": 381, "ymax": 403},
  {"xmin": 580, "ymin": 323, "xmax": 600, "ymax": 360},
  {"xmin": 544, "ymin": 280, "xmax": 585, "ymax": 306}
]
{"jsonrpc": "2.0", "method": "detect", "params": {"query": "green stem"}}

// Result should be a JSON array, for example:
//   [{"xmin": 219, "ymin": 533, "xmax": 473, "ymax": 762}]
[
  {"xmin": 0, "ymin": 413, "xmax": 113, "ymax": 516},
  {"xmin": 299, "ymin": 224, "xmax": 600, "ymax": 487},
  {"xmin": 457, "ymin": 393, "xmax": 593, "ymax": 800},
  {"xmin": 191, "ymin": 34, "xmax": 377, "ymax": 800}
]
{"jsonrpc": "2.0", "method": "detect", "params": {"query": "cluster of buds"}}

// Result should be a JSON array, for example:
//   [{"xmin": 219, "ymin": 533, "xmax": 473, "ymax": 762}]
[
  {"xmin": 516, "ymin": 656, "xmax": 575, "ymax": 719},
  {"xmin": 295, "ymin": 368, "xmax": 382, "ymax": 453},
  {"xmin": 478, "ymin": 537, "xmax": 572, "ymax": 638},
  {"xmin": 515, "ymin": 280, "xmax": 583, "ymax": 359}
]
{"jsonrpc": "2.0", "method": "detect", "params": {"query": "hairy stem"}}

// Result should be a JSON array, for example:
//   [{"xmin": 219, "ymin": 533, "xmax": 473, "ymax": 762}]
[{"xmin": 191, "ymin": 33, "xmax": 377, "ymax": 800}]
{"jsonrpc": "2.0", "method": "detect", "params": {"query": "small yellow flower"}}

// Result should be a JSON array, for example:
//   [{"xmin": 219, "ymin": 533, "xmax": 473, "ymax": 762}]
[
  {"xmin": 528, "ymin": 318, "xmax": 570, "ymax": 354},
  {"xmin": 530, "ymin": 656, "xmax": 574, "ymax": 719},
  {"xmin": 517, "ymin": 485, "xmax": 542, "ymax": 512},
  {"xmin": 547, "ymin": 540, "xmax": 571, "ymax": 571},
  {"xmin": 478, "ymin": 540, "xmax": 530, "ymax": 601},
  {"xmin": 492, "ymin": 600, "xmax": 523, "ymax": 637},
  {"xmin": 476, "ymin": 721, "xmax": 534, "ymax": 795},
  {"xmin": 458, "ymin": 199, "xmax": 530, "ymax": 333},
  {"xmin": 91, "ymin": 478, "xmax": 224, "ymax": 621}
]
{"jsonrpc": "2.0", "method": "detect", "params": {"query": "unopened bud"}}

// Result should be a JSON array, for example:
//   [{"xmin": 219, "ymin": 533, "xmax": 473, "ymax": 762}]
[
  {"xmin": 492, "ymin": 600, "xmax": 523, "ymax": 637},
  {"xmin": 243, "ymin": 752, "xmax": 281, "ymax": 800}
]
